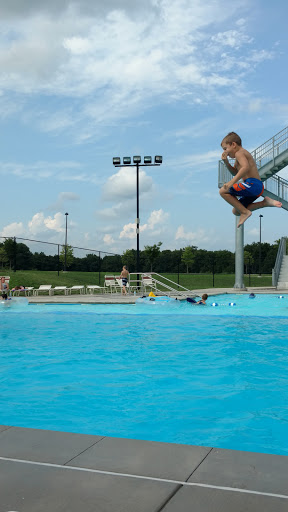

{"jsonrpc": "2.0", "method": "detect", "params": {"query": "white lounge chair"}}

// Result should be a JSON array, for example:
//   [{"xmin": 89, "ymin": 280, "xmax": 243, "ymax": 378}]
[
  {"xmin": 142, "ymin": 275, "xmax": 154, "ymax": 293},
  {"xmin": 104, "ymin": 276, "xmax": 117, "ymax": 293},
  {"xmin": 12, "ymin": 287, "xmax": 34, "ymax": 297},
  {"xmin": 50, "ymin": 286, "xmax": 68, "ymax": 296},
  {"xmin": 33, "ymin": 285, "xmax": 52, "ymax": 296},
  {"xmin": 67, "ymin": 285, "xmax": 85, "ymax": 295},
  {"xmin": 86, "ymin": 285, "xmax": 105, "ymax": 294}
]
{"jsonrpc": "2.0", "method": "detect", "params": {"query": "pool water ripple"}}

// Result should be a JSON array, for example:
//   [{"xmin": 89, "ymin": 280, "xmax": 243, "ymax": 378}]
[{"xmin": 0, "ymin": 295, "xmax": 288, "ymax": 455}]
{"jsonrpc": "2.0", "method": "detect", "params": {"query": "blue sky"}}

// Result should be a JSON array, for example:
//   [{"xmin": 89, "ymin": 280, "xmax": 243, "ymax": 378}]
[{"xmin": 0, "ymin": 0, "xmax": 287, "ymax": 257}]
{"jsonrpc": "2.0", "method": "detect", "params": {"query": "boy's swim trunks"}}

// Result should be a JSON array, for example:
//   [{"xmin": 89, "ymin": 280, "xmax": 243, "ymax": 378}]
[{"xmin": 229, "ymin": 178, "xmax": 264, "ymax": 207}]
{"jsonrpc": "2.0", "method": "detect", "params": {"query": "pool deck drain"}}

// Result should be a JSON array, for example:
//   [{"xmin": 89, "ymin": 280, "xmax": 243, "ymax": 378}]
[{"xmin": 0, "ymin": 425, "xmax": 287, "ymax": 511}]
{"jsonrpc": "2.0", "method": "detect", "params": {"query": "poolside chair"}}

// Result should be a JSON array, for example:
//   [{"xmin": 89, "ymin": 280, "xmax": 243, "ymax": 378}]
[
  {"xmin": 104, "ymin": 276, "xmax": 117, "ymax": 293},
  {"xmin": 12, "ymin": 287, "xmax": 34, "ymax": 297},
  {"xmin": 86, "ymin": 285, "xmax": 105, "ymax": 294},
  {"xmin": 67, "ymin": 285, "xmax": 85, "ymax": 295},
  {"xmin": 50, "ymin": 286, "xmax": 68, "ymax": 296},
  {"xmin": 33, "ymin": 285, "xmax": 52, "ymax": 296},
  {"xmin": 141, "ymin": 274, "xmax": 154, "ymax": 293}
]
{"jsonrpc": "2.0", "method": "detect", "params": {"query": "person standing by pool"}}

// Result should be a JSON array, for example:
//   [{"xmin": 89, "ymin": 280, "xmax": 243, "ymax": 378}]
[
  {"xmin": 120, "ymin": 265, "xmax": 129, "ymax": 295},
  {"xmin": 0, "ymin": 277, "xmax": 9, "ymax": 294}
]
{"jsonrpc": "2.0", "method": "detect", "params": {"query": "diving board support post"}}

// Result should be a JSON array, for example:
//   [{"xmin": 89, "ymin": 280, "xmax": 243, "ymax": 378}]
[{"xmin": 234, "ymin": 218, "xmax": 246, "ymax": 289}]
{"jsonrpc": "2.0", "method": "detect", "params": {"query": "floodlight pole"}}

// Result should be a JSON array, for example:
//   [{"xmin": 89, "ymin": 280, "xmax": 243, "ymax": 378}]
[
  {"xmin": 112, "ymin": 157, "xmax": 162, "ymax": 291},
  {"xmin": 136, "ymin": 162, "xmax": 140, "ymax": 287}
]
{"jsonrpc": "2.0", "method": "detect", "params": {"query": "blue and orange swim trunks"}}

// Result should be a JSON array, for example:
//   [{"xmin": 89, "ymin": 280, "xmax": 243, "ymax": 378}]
[{"xmin": 229, "ymin": 178, "xmax": 264, "ymax": 207}]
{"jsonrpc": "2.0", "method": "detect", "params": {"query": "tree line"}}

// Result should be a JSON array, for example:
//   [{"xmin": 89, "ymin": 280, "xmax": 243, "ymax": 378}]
[{"xmin": 0, "ymin": 238, "xmax": 280, "ymax": 274}]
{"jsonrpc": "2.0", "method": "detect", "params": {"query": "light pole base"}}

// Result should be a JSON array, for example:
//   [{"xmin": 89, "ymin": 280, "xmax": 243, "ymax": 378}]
[{"xmin": 233, "ymin": 284, "xmax": 247, "ymax": 290}]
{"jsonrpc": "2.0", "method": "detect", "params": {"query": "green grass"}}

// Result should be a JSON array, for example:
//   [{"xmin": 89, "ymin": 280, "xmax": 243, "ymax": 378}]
[{"xmin": 4, "ymin": 270, "xmax": 272, "ymax": 290}]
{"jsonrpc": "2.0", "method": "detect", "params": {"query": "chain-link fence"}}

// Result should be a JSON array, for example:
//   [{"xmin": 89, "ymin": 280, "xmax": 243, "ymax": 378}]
[{"xmin": 0, "ymin": 236, "xmax": 122, "ymax": 285}]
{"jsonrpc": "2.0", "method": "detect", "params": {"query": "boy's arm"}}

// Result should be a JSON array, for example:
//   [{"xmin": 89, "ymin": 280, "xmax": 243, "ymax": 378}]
[
  {"xmin": 223, "ymin": 153, "xmax": 250, "ymax": 189},
  {"xmin": 221, "ymin": 151, "xmax": 237, "ymax": 175}
]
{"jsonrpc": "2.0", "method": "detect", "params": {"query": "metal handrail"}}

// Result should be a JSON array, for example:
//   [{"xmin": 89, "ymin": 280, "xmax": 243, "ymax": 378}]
[
  {"xmin": 272, "ymin": 237, "xmax": 287, "ymax": 286},
  {"xmin": 129, "ymin": 272, "xmax": 195, "ymax": 297},
  {"xmin": 252, "ymin": 126, "xmax": 288, "ymax": 165},
  {"xmin": 264, "ymin": 174, "xmax": 288, "ymax": 203}
]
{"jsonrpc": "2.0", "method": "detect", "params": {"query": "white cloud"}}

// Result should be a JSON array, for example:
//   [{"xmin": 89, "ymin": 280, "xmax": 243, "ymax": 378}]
[
  {"xmin": 211, "ymin": 29, "xmax": 253, "ymax": 50},
  {"xmin": 119, "ymin": 208, "xmax": 169, "ymax": 239},
  {"xmin": 102, "ymin": 167, "xmax": 154, "ymax": 201},
  {"xmin": 0, "ymin": 160, "xmax": 96, "ymax": 183},
  {"xmin": 0, "ymin": 0, "xmax": 272, "ymax": 138},
  {"xmin": 175, "ymin": 225, "xmax": 209, "ymax": 244},
  {"xmin": 103, "ymin": 234, "xmax": 115, "ymax": 245},
  {"xmin": 50, "ymin": 191, "xmax": 80, "ymax": 210},
  {"xmin": 145, "ymin": 209, "xmax": 169, "ymax": 230},
  {"xmin": 0, "ymin": 211, "xmax": 68, "ymax": 241},
  {"xmin": 0, "ymin": 221, "xmax": 24, "ymax": 237},
  {"xmin": 28, "ymin": 212, "xmax": 65, "ymax": 235}
]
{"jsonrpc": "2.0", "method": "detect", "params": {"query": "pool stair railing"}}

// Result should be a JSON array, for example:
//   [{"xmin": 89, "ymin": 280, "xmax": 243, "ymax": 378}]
[
  {"xmin": 129, "ymin": 272, "xmax": 196, "ymax": 298},
  {"xmin": 272, "ymin": 237, "xmax": 288, "ymax": 288},
  {"xmin": 218, "ymin": 125, "xmax": 288, "ymax": 211}
]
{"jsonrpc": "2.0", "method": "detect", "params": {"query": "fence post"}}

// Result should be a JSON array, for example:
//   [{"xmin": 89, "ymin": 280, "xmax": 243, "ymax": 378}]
[{"xmin": 57, "ymin": 244, "xmax": 60, "ymax": 276}]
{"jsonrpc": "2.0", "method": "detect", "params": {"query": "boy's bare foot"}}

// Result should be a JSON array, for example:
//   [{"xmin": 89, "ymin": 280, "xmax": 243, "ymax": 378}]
[
  {"xmin": 263, "ymin": 196, "xmax": 282, "ymax": 208},
  {"xmin": 237, "ymin": 210, "xmax": 252, "ymax": 227}
]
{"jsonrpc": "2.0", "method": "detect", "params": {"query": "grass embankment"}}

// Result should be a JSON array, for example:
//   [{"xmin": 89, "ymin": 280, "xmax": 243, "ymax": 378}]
[{"xmin": 4, "ymin": 270, "xmax": 272, "ymax": 290}]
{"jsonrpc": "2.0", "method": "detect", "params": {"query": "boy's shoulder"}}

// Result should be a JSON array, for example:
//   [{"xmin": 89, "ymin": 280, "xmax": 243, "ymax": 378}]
[{"xmin": 238, "ymin": 146, "xmax": 252, "ymax": 156}]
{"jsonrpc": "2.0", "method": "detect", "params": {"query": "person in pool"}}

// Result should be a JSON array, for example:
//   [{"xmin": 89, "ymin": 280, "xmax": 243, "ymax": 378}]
[{"xmin": 195, "ymin": 293, "xmax": 208, "ymax": 305}]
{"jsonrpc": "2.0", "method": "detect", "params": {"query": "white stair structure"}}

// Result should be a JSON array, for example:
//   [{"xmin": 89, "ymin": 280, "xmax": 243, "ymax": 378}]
[
  {"xmin": 272, "ymin": 238, "xmax": 288, "ymax": 289},
  {"xmin": 129, "ymin": 272, "xmax": 196, "ymax": 298},
  {"xmin": 277, "ymin": 256, "xmax": 288, "ymax": 289}
]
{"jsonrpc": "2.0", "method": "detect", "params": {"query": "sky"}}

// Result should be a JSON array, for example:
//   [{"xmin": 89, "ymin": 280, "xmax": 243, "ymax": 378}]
[{"xmin": 0, "ymin": 0, "xmax": 288, "ymax": 258}]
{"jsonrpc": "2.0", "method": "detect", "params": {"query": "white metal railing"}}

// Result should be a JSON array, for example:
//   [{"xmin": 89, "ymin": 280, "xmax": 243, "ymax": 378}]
[
  {"xmin": 129, "ymin": 272, "xmax": 195, "ymax": 297},
  {"xmin": 264, "ymin": 174, "xmax": 288, "ymax": 203},
  {"xmin": 272, "ymin": 237, "xmax": 287, "ymax": 286},
  {"xmin": 251, "ymin": 125, "xmax": 288, "ymax": 169}
]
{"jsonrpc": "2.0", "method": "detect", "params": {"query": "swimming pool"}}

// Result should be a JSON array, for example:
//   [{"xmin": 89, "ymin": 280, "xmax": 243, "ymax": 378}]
[{"xmin": 0, "ymin": 294, "xmax": 288, "ymax": 456}]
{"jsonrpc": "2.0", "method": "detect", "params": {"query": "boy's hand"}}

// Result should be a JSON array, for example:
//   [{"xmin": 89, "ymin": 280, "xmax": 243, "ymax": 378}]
[{"xmin": 221, "ymin": 150, "xmax": 228, "ymax": 160}]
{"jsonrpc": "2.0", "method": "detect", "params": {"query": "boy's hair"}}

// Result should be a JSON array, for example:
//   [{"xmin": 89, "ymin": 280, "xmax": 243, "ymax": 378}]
[
  {"xmin": 222, "ymin": 132, "xmax": 242, "ymax": 146},
  {"xmin": 202, "ymin": 294, "xmax": 208, "ymax": 300}
]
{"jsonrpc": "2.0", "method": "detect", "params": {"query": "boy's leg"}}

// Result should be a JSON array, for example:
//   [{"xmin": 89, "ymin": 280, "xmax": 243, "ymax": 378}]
[
  {"xmin": 219, "ymin": 187, "xmax": 251, "ymax": 227},
  {"xmin": 247, "ymin": 196, "xmax": 282, "ymax": 211}
]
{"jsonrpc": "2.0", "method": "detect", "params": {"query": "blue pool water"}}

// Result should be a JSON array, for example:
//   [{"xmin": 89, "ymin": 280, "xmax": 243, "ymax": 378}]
[{"xmin": 0, "ymin": 294, "xmax": 288, "ymax": 455}]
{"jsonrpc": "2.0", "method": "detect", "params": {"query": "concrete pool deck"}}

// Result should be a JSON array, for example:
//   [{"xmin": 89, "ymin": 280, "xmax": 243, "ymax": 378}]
[
  {"xmin": 27, "ymin": 286, "xmax": 287, "ymax": 304},
  {"xmin": 0, "ymin": 425, "xmax": 288, "ymax": 511}
]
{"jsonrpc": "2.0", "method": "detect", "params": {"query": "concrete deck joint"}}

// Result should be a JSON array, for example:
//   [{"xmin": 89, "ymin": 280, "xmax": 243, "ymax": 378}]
[
  {"xmin": 185, "ymin": 446, "xmax": 214, "ymax": 481},
  {"xmin": 63, "ymin": 435, "xmax": 106, "ymax": 466},
  {"xmin": 1, "ymin": 455, "xmax": 288, "ymax": 500}
]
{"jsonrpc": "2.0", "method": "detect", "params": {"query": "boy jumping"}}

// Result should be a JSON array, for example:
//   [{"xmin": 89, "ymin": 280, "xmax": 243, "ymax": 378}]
[{"xmin": 220, "ymin": 132, "xmax": 282, "ymax": 227}]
